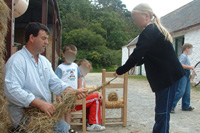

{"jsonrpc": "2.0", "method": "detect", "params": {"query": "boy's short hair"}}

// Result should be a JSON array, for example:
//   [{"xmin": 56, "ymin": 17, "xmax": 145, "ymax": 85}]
[
  {"xmin": 25, "ymin": 22, "xmax": 49, "ymax": 43},
  {"xmin": 63, "ymin": 44, "xmax": 77, "ymax": 53},
  {"xmin": 77, "ymin": 59, "xmax": 93, "ymax": 70},
  {"xmin": 182, "ymin": 43, "xmax": 193, "ymax": 51}
]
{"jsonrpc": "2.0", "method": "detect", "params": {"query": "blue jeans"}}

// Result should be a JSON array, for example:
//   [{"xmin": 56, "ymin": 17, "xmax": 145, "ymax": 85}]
[
  {"xmin": 153, "ymin": 81, "xmax": 178, "ymax": 133},
  {"xmin": 172, "ymin": 70, "xmax": 191, "ymax": 110},
  {"xmin": 54, "ymin": 119, "xmax": 69, "ymax": 132}
]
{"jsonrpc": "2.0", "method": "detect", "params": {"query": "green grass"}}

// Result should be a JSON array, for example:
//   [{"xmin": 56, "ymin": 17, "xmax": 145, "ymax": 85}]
[
  {"xmin": 128, "ymin": 75, "xmax": 147, "ymax": 80},
  {"xmin": 90, "ymin": 65, "xmax": 118, "ymax": 73}
]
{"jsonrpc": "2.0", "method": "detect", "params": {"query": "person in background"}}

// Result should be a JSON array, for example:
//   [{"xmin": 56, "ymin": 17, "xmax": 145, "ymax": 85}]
[{"xmin": 171, "ymin": 43, "xmax": 194, "ymax": 113}]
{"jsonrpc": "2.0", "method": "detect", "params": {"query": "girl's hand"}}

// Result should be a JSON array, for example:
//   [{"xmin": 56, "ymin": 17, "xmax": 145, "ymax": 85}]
[
  {"xmin": 114, "ymin": 72, "xmax": 118, "ymax": 77},
  {"xmin": 98, "ymin": 92, "xmax": 103, "ymax": 102}
]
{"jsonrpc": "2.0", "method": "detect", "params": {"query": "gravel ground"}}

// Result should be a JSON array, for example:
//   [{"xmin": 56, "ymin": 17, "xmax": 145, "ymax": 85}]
[{"xmin": 72, "ymin": 73, "xmax": 200, "ymax": 133}]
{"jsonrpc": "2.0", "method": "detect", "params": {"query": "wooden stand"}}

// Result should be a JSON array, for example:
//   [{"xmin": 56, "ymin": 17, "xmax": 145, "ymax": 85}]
[
  {"xmin": 70, "ymin": 98, "xmax": 86, "ymax": 132},
  {"xmin": 102, "ymin": 69, "xmax": 128, "ymax": 126}
]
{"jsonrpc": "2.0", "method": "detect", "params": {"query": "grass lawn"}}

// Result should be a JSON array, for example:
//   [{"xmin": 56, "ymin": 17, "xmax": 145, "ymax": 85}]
[
  {"xmin": 91, "ymin": 65, "xmax": 118, "ymax": 73},
  {"xmin": 128, "ymin": 75, "xmax": 147, "ymax": 80}
]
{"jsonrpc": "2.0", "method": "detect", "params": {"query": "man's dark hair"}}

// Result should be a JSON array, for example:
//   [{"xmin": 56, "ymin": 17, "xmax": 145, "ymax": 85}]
[{"xmin": 25, "ymin": 22, "xmax": 50, "ymax": 43}]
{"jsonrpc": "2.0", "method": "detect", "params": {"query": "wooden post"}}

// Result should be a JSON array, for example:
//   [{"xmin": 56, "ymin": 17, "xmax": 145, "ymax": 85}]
[
  {"xmin": 41, "ymin": 0, "xmax": 48, "ymax": 56},
  {"xmin": 123, "ymin": 72, "xmax": 128, "ymax": 126},
  {"xmin": 42, "ymin": 0, "xmax": 48, "ymax": 25},
  {"xmin": 5, "ymin": 0, "xmax": 14, "ymax": 61},
  {"xmin": 51, "ymin": 0, "xmax": 56, "ymax": 70},
  {"xmin": 102, "ymin": 69, "xmax": 106, "ymax": 126},
  {"xmin": 82, "ymin": 98, "xmax": 86, "ymax": 131}
]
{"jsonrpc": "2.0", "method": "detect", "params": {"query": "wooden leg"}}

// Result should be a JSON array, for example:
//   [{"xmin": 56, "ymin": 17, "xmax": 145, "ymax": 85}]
[
  {"xmin": 82, "ymin": 98, "xmax": 86, "ymax": 131},
  {"xmin": 102, "ymin": 69, "xmax": 106, "ymax": 126}
]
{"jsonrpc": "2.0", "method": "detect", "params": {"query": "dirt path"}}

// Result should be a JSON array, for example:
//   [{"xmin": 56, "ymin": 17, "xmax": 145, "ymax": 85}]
[{"xmin": 73, "ymin": 73, "xmax": 200, "ymax": 133}]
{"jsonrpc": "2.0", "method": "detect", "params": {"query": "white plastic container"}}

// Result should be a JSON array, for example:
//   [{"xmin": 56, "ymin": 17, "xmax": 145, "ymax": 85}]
[{"xmin": 14, "ymin": 0, "xmax": 29, "ymax": 18}]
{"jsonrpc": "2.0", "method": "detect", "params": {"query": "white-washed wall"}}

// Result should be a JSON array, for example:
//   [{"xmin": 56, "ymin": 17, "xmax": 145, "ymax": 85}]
[
  {"xmin": 184, "ymin": 28, "xmax": 200, "ymax": 84},
  {"xmin": 184, "ymin": 28, "xmax": 200, "ymax": 66},
  {"xmin": 122, "ymin": 45, "xmax": 146, "ymax": 76},
  {"xmin": 122, "ymin": 46, "xmax": 128, "ymax": 65},
  {"xmin": 172, "ymin": 27, "xmax": 200, "ymax": 84}
]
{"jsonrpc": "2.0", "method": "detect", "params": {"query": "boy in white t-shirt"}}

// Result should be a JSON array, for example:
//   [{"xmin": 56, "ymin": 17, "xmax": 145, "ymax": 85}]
[
  {"xmin": 55, "ymin": 44, "xmax": 82, "ymax": 132},
  {"xmin": 55, "ymin": 45, "xmax": 105, "ymax": 132}
]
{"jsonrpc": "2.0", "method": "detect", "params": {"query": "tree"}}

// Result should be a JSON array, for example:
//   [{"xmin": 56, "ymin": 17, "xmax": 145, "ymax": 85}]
[
  {"xmin": 58, "ymin": 0, "xmax": 141, "ymax": 68},
  {"xmin": 64, "ymin": 28, "xmax": 106, "ymax": 50}
]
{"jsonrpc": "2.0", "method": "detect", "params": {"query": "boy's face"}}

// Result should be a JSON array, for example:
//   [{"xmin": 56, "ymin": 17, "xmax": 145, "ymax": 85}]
[
  {"xmin": 187, "ymin": 48, "xmax": 193, "ymax": 55},
  {"xmin": 63, "ymin": 50, "xmax": 77, "ymax": 64}
]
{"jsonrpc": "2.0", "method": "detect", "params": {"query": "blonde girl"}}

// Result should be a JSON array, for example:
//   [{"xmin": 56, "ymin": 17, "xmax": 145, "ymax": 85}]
[{"xmin": 115, "ymin": 3, "xmax": 185, "ymax": 133}]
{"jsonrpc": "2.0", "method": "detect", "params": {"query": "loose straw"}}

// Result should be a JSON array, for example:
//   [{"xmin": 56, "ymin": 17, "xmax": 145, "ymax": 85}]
[{"xmin": 17, "ymin": 77, "xmax": 117, "ymax": 132}]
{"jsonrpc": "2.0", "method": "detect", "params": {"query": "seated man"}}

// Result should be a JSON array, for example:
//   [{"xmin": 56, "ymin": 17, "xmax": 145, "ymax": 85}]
[{"xmin": 4, "ymin": 22, "xmax": 87, "ymax": 132}]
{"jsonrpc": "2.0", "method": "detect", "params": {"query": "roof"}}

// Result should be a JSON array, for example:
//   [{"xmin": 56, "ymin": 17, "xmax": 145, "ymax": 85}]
[
  {"xmin": 161, "ymin": 0, "xmax": 200, "ymax": 33},
  {"xmin": 123, "ymin": 36, "xmax": 138, "ymax": 48}
]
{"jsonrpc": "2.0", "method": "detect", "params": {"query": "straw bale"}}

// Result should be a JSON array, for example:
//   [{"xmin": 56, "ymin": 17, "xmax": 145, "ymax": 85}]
[
  {"xmin": 105, "ymin": 98, "xmax": 124, "ymax": 109},
  {"xmin": 108, "ymin": 91, "xmax": 118, "ymax": 101},
  {"xmin": 0, "ymin": 0, "xmax": 10, "ymax": 132}
]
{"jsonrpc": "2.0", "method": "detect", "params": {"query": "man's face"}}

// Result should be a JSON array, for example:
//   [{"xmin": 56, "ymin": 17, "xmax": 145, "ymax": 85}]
[{"xmin": 32, "ymin": 30, "xmax": 49, "ymax": 54}]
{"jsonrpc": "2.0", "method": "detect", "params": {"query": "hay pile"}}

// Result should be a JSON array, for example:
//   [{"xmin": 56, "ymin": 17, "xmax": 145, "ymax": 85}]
[
  {"xmin": 19, "ymin": 90, "xmax": 77, "ymax": 132},
  {"xmin": 0, "ymin": 0, "xmax": 10, "ymax": 89},
  {"xmin": 0, "ymin": 0, "xmax": 10, "ymax": 132},
  {"xmin": 17, "ymin": 80, "xmax": 112, "ymax": 132},
  {"xmin": 106, "ymin": 91, "xmax": 124, "ymax": 109},
  {"xmin": 108, "ymin": 91, "xmax": 118, "ymax": 101}
]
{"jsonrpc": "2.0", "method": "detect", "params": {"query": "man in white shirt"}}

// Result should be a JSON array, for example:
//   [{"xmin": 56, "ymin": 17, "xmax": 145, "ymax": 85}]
[{"xmin": 4, "ymin": 22, "xmax": 87, "ymax": 132}]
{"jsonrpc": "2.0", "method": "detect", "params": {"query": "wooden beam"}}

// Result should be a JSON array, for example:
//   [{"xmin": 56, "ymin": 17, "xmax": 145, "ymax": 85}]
[
  {"xmin": 41, "ymin": 0, "xmax": 48, "ymax": 56},
  {"xmin": 42, "ymin": 0, "xmax": 48, "ymax": 25},
  {"xmin": 105, "ymin": 72, "xmax": 125, "ymax": 78},
  {"xmin": 5, "ymin": 0, "xmax": 14, "ymax": 61},
  {"xmin": 51, "ymin": 0, "xmax": 56, "ymax": 70},
  {"xmin": 105, "ymin": 83, "xmax": 124, "ymax": 88}
]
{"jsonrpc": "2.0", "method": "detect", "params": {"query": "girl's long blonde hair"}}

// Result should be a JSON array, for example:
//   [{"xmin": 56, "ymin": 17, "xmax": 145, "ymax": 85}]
[{"xmin": 132, "ymin": 3, "xmax": 173, "ymax": 43}]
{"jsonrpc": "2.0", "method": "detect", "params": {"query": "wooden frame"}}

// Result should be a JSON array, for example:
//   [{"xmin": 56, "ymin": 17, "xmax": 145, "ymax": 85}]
[
  {"xmin": 70, "ymin": 98, "xmax": 87, "ymax": 132},
  {"xmin": 102, "ymin": 69, "xmax": 128, "ymax": 126}
]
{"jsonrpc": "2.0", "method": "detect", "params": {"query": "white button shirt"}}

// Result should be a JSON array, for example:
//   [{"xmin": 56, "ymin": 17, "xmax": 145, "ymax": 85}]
[{"xmin": 4, "ymin": 46, "xmax": 69, "ymax": 127}]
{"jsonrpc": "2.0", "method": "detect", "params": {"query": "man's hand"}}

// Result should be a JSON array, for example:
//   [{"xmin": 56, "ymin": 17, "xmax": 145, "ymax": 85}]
[
  {"xmin": 75, "ymin": 88, "xmax": 88, "ymax": 99},
  {"xmin": 39, "ymin": 101, "xmax": 56, "ymax": 117},
  {"xmin": 30, "ymin": 98, "xmax": 56, "ymax": 117},
  {"xmin": 56, "ymin": 95, "xmax": 62, "ymax": 103}
]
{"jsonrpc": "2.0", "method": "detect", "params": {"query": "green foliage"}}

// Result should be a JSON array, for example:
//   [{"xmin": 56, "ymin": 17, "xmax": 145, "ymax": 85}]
[
  {"xmin": 58, "ymin": 0, "xmax": 141, "ymax": 69},
  {"xmin": 64, "ymin": 28, "xmax": 106, "ymax": 50}
]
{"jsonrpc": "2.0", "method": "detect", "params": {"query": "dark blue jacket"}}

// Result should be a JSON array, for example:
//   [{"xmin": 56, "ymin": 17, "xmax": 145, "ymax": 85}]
[{"xmin": 117, "ymin": 23, "xmax": 185, "ymax": 92}]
